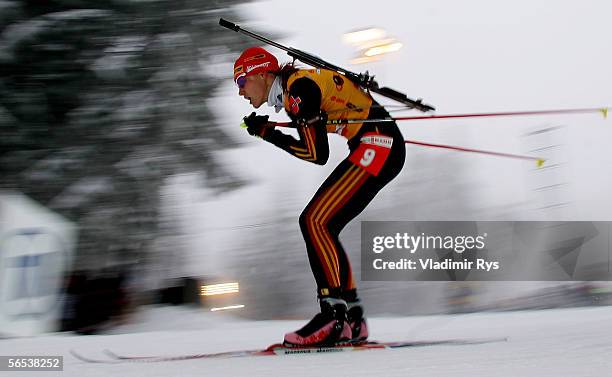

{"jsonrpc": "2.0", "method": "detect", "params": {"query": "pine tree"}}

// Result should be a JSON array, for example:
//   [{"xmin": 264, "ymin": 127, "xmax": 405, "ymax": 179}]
[{"xmin": 0, "ymin": 0, "xmax": 258, "ymax": 269}]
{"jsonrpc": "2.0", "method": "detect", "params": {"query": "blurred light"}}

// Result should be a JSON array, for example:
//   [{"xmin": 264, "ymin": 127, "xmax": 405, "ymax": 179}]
[
  {"xmin": 343, "ymin": 27, "xmax": 403, "ymax": 65},
  {"xmin": 358, "ymin": 38, "xmax": 397, "ymax": 50},
  {"xmin": 342, "ymin": 28, "xmax": 386, "ymax": 45},
  {"xmin": 201, "ymin": 282, "xmax": 239, "ymax": 296},
  {"xmin": 364, "ymin": 42, "xmax": 403, "ymax": 57},
  {"xmin": 350, "ymin": 56, "xmax": 380, "ymax": 65},
  {"xmin": 210, "ymin": 304, "xmax": 245, "ymax": 312}
]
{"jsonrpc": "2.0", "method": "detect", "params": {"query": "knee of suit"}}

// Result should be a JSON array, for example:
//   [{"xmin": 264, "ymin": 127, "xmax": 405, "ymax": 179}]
[
  {"xmin": 298, "ymin": 208, "xmax": 327, "ymax": 235},
  {"xmin": 298, "ymin": 209, "xmax": 308, "ymax": 232}
]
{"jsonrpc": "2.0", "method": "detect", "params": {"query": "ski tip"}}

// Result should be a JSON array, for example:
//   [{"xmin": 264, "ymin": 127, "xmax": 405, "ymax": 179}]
[
  {"xmin": 265, "ymin": 343, "xmax": 285, "ymax": 352},
  {"xmin": 536, "ymin": 158, "xmax": 546, "ymax": 168},
  {"xmin": 240, "ymin": 121, "xmax": 247, "ymax": 128},
  {"xmin": 601, "ymin": 108, "xmax": 609, "ymax": 119},
  {"xmin": 69, "ymin": 349, "xmax": 90, "ymax": 362},
  {"xmin": 69, "ymin": 349, "xmax": 117, "ymax": 364}
]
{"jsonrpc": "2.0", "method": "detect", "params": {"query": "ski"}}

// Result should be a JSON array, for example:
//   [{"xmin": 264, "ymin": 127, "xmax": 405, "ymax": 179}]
[
  {"xmin": 71, "ymin": 337, "xmax": 507, "ymax": 364},
  {"xmin": 70, "ymin": 350, "xmax": 121, "ymax": 364}
]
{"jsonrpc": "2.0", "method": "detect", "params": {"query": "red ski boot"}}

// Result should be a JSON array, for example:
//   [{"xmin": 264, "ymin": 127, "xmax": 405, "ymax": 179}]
[{"xmin": 283, "ymin": 297, "xmax": 351, "ymax": 347}]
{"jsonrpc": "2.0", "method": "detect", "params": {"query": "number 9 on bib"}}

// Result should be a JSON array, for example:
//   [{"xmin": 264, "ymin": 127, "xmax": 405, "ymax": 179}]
[{"xmin": 348, "ymin": 133, "xmax": 393, "ymax": 176}]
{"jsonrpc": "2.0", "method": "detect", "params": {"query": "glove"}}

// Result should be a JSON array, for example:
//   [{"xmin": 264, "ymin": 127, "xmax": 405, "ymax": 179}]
[{"xmin": 243, "ymin": 112, "xmax": 273, "ymax": 139}]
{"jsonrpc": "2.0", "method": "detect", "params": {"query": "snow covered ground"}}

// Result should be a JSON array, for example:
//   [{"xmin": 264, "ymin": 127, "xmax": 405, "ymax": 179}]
[{"xmin": 3, "ymin": 305, "xmax": 611, "ymax": 376}]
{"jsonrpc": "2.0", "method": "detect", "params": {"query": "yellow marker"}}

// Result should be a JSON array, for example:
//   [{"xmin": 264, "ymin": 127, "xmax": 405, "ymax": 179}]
[
  {"xmin": 536, "ymin": 159, "xmax": 545, "ymax": 168},
  {"xmin": 601, "ymin": 108, "xmax": 609, "ymax": 119}
]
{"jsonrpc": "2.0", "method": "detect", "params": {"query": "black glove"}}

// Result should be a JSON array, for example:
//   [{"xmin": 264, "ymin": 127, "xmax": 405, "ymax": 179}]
[{"xmin": 243, "ymin": 112, "xmax": 273, "ymax": 139}]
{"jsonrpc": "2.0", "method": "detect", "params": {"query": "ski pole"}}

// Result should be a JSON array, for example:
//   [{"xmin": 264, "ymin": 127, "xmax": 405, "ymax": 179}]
[
  {"xmin": 326, "ymin": 107, "xmax": 609, "ymax": 124},
  {"xmin": 252, "ymin": 122, "xmax": 546, "ymax": 166},
  {"xmin": 404, "ymin": 140, "xmax": 545, "ymax": 167}
]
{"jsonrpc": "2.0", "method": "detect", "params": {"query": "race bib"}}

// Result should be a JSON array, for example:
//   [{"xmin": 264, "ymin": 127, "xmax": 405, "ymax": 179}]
[{"xmin": 348, "ymin": 133, "xmax": 393, "ymax": 176}]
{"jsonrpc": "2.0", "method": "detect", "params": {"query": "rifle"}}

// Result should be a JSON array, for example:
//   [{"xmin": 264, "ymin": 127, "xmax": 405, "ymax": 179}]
[{"xmin": 219, "ymin": 18, "xmax": 435, "ymax": 113}]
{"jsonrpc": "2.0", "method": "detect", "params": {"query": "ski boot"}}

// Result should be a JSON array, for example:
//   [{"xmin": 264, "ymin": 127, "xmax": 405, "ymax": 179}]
[
  {"xmin": 347, "ymin": 300, "xmax": 368, "ymax": 343},
  {"xmin": 283, "ymin": 297, "xmax": 351, "ymax": 347}
]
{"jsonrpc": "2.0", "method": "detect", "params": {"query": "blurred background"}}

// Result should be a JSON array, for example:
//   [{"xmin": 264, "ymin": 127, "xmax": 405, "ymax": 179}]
[{"xmin": 1, "ymin": 0, "xmax": 611, "ymax": 337}]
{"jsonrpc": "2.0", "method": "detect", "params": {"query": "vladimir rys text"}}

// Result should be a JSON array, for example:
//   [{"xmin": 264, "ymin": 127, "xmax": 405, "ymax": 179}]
[{"xmin": 372, "ymin": 258, "xmax": 500, "ymax": 272}]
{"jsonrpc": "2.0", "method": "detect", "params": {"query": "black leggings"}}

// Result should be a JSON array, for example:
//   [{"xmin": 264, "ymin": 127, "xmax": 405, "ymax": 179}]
[{"xmin": 298, "ymin": 105, "xmax": 405, "ymax": 298}]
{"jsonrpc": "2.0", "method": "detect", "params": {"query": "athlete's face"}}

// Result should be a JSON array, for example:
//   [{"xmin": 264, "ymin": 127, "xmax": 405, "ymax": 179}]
[{"xmin": 238, "ymin": 73, "xmax": 268, "ymax": 109}]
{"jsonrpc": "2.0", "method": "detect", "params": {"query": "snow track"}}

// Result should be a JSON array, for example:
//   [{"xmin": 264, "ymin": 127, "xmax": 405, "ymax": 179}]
[{"xmin": 3, "ymin": 306, "xmax": 610, "ymax": 376}]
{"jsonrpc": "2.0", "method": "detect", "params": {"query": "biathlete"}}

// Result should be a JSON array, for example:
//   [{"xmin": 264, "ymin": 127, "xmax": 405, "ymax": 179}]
[{"xmin": 234, "ymin": 47, "xmax": 405, "ymax": 346}]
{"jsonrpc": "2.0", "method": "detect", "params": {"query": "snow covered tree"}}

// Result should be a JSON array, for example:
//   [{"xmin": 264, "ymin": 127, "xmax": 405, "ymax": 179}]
[{"xmin": 0, "ymin": 0, "xmax": 256, "ymax": 269}]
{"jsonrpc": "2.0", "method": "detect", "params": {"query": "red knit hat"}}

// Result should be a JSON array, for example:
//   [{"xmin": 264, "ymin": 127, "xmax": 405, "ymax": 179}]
[{"xmin": 233, "ymin": 47, "xmax": 279, "ymax": 84}]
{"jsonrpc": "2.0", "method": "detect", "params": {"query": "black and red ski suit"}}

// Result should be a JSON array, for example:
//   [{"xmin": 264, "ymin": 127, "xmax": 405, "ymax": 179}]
[{"xmin": 263, "ymin": 68, "xmax": 405, "ymax": 301}]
